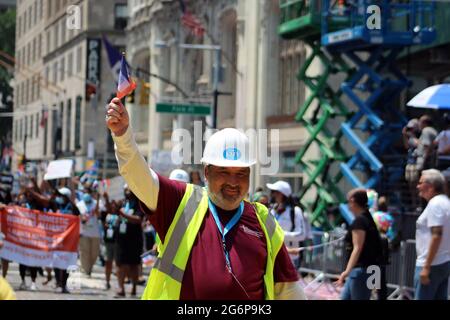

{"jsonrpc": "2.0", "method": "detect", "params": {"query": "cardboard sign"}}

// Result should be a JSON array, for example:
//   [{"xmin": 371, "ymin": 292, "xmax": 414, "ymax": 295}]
[
  {"xmin": 0, "ymin": 172, "xmax": 14, "ymax": 191},
  {"xmin": 44, "ymin": 160, "xmax": 74, "ymax": 180},
  {"xmin": 99, "ymin": 176, "xmax": 125, "ymax": 201}
]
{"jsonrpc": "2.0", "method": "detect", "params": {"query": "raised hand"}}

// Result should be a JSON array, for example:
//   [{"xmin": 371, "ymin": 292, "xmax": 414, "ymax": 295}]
[{"xmin": 106, "ymin": 97, "xmax": 129, "ymax": 137}]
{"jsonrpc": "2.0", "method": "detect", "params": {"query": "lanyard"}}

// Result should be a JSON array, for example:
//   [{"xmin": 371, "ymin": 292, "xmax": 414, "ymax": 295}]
[
  {"xmin": 59, "ymin": 203, "xmax": 72, "ymax": 214},
  {"xmin": 208, "ymin": 199, "xmax": 244, "ymax": 272},
  {"xmin": 121, "ymin": 201, "xmax": 132, "ymax": 223}
]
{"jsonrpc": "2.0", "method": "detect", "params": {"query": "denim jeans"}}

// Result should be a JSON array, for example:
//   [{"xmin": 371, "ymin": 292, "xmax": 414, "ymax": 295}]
[
  {"xmin": 414, "ymin": 261, "xmax": 450, "ymax": 300},
  {"xmin": 341, "ymin": 267, "xmax": 372, "ymax": 300}
]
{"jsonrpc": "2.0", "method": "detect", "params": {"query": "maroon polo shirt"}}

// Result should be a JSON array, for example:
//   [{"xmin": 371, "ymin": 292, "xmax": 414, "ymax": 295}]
[{"xmin": 141, "ymin": 174, "xmax": 299, "ymax": 300}]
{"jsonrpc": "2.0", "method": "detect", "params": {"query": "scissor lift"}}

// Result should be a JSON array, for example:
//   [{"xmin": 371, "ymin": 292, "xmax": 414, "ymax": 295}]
[
  {"xmin": 320, "ymin": 0, "xmax": 436, "ymax": 222},
  {"xmin": 279, "ymin": 0, "xmax": 354, "ymax": 229},
  {"xmin": 278, "ymin": 0, "xmax": 436, "ymax": 228}
]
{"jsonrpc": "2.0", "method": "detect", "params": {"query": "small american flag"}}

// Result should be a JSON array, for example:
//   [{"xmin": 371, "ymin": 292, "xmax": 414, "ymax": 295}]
[
  {"xmin": 141, "ymin": 250, "xmax": 157, "ymax": 267},
  {"xmin": 116, "ymin": 54, "xmax": 137, "ymax": 100},
  {"xmin": 178, "ymin": 0, "xmax": 205, "ymax": 37}
]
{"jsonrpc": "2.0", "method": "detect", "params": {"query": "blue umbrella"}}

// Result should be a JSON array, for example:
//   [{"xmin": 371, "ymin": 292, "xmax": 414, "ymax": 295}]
[{"xmin": 407, "ymin": 84, "xmax": 450, "ymax": 110}]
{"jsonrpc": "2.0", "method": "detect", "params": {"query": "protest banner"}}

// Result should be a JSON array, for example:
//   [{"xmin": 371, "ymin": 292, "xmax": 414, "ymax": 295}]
[
  {"xmin": 0, "ymin": 205, "xmax": 80, "ymax": 269},
  {"xmin": 44, "ymin": 159, "xmax": 74, "ymax": 180}
]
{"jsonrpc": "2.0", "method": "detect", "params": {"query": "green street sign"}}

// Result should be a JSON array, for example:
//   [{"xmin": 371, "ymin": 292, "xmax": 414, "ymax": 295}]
[{"xmin": 156, "ymin": 102, "xmax": 211, "ymax": 115}]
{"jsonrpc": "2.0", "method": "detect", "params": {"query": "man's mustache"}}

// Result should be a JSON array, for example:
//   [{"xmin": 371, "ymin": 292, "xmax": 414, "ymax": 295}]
[{"xmin": 221, "ymin": 184, "xmax": 241, "ymax": 193}]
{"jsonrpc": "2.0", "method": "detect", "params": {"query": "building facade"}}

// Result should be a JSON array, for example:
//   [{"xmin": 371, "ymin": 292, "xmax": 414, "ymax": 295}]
[
  {"xmin": 13, "ymin": 0, "xmax": 128, "ymax": 178},
  {"xmin": 126, "ymin": 0, "xmax": 316, "ymax": 194}
]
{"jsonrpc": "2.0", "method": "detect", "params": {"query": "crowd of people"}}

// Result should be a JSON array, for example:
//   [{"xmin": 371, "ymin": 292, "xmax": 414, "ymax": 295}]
[
  {"xmin": 0, "ymin": 170, "xmax": 199, "ymax": 298},
  {"xmin": 403, "ymin": 113, "xmax": 450, "ymax": 209},
  {"xmin": 0, "ymin": 109, "xmax": 449, "ymax": 300}
]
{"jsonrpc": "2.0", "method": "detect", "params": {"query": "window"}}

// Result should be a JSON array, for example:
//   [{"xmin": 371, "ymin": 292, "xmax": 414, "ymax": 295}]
[
  {"xmin": 28, "ymin": 6, "xmax": 32, "ymax": 30},
  {"xmin": 31, "ymin": 76, "xmax": 35, "ymax": 102},
  {"xmin": 75, "ymin": 96, "xmax": 82, "ymax": 149},
  {"xmin": 19, "ymin": 118, "xmax": 23, "ymax": 141},
  {"xmin": 36, "ymin": 76, "xmax": 40, "ymax": 99},
  {"xmin": 16, "ymin": 50, "xmax": 20, "ymax": 70},
  {"xmin": 47, "ymin": 0, "xmax": 52, "ymax": 19},
  {"xmin": 24, "ymin": 116, "xmax": 28, "ymax": 138},
  {"xmin": 278, "ymin": 40, "xmax": 306, "ymax": 116},
  {"xmin": 60, "ymin": 57, "xmax": 65, "ymax": 81},
  {"xmin": 45, "ymin": 66, "xmax": 49, "ymax": 85},
  {"xmin": 30, "ymin": 114, "xmax": 34, "ymax": 139},
  {"xmin": 44, "ymin": 111, "xmax": 48, "ymax": 155},
  {"xmin": 55, "ymin": 23, "xmax": 59, "ymax": 49},
  {"xmin": 269, "ymin": 151, "xmax": 303, "ymax": 193},
  {"xmin": 76, "ymin": 45, "xmax": 82, "ymax": 73},
  {"xmin": 36, "ymin": 112, "xmax": 39, "ymax": 138},
  {"xmin": 18, "ymin": 16, "xmax": 21, "ymax": 38},
  {"xmin": 22, "ymin": 13, "xmax": 26, "ymax": 35},
  {"xmin": 15, "ymin": 85, "xmax": 19, "ymax": 109},
  {"xmin": 46, "ymin": 30, "xmax": 51, "ymax": 54},
  {"xmin": 67, "ymin": 52, "xmax": 73, "ymax": 77},
  {"xmin": 25, "ymin": 79, "xmax": 29, "ymax": 104},
  {"xmin": 115, "ymin": 4, "xmax": 128, "ymax": 30},
  {"xmin": 39, "ymin": 0, "xmax": 43, "ymax": 20},
  {"xmin": 38, "ymin": 34, "xmax": 42, "ymax": 59},
  {"xmin": 20, "ymin": 82, "xmax": 24, "ymax": 106},
  {"xmin": 60, "ymin": 20, "xmax": 65, "ymax": 45},
  {"xmin": 34, "ymin": 1, "xmax": 38, "ymax": 26},
  {"xmin": 27, "ymin": 42, "xmax": 31, "ymax": 65},
  {"xmin": 53, "ymin": 61, "xmax": 58, "ymax": 83},
  {"xmin": 32, "ymin": 38, "xmax": 36, "ymax": 62},
  {"xmin": 51, "ymin": 108, "xmax": 58, "ymax": 155},
  {"xmin": 66, "ymin": 99, "xmax": 72, "ymax": 151}
]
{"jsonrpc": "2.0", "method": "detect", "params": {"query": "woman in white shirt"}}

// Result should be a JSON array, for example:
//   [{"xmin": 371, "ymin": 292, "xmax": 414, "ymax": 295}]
[{"xmin": 266, "ymin": 181, "xmax": 306, "ymax": 268}]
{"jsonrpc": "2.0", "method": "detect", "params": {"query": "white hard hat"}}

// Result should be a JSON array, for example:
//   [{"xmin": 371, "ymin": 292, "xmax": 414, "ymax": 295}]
[
  {"xmin": 266, "ymin": 180, "xmax": 292, "ymax": 198},
  {"xmin": 169, "ymin": 169, "xmax": 190, "ymax": 183},
  {"xmin": 201, "ymin": 128, "xmax": 256, "ymax": 167},
  {"xmin": 58, "ymin": 187, "xmax": 72, "ymax": 198}
]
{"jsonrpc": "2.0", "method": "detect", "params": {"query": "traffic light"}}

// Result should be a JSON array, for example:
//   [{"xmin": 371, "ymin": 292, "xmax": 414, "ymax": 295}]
[
  {"xmin": 17, "ymin": 154, "xmax": 27, "ymax": 171},
  {"xmin": 139, "ymin": 79, "xmax": 151, "ymax": 105},
  {"xmin": 18, "ymin": 154, "xmax": 27, "ymax": 165},
  {"xmin": 126, "ymin": 89, "xmax": 135, "ymax": 103}
]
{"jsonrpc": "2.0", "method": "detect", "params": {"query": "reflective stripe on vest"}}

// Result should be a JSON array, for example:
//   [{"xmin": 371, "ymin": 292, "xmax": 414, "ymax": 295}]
[
  {"xmin": 151, "ymin": 184, "xmax": 203, "ymax": 282},
  {"xmin": 142, "ymin": 185, "xmax": 285, "ymax": 300}
]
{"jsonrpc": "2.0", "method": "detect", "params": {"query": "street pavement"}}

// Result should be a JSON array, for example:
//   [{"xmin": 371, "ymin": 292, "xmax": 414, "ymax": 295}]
[{"xmin": 2, "ymin": 261, "xmax": 149, "ymax": 300}]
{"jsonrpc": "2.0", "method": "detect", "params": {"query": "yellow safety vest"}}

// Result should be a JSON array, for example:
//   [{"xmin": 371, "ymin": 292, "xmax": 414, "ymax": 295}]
[{"xmin": 141, "ymin": 184, "xmax": 285, "ymax": 300}]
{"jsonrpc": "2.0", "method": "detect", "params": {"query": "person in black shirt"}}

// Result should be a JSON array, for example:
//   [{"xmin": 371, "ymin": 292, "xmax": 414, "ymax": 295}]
[
  {"xmin": 114, "ymin": 187, "xmax": 143, "ymax": 298},
  {"xmin": 335, "ymin": 188, "xmax": 382, "ymax": 300}
]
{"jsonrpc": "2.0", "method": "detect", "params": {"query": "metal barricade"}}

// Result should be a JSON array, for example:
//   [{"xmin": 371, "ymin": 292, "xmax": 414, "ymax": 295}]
[
  {"xmin": 388, "ymin": 239, "xmax": 417, "ymax": 299},
  {"xmin": 297, "ymin": 233, "xmax": 428, "ymax": 300},
  {"xmin": 297, "ymin": 230, "xmax": 346, "ymax": 300}
]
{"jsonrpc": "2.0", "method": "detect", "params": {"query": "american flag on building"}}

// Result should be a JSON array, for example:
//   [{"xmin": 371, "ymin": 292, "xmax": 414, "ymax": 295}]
[
  {"xmin": 178, "ymin": 0, "xmax": 205, "ymax": 37},
  {"xmin": 40, "ymin": 109, "xmax": 49, "ymax": 128}
]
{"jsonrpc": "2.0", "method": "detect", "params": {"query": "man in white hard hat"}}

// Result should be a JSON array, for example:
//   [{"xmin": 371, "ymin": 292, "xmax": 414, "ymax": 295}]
[{"xmin": 106, "ymin": 97, "xmax": 305, "ymax": 300}]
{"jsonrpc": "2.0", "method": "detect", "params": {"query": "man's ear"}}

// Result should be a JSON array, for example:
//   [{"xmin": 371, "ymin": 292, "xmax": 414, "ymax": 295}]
[{"xmin": 204, "ymin": 165, "xmax": 209, "ymax": 181}]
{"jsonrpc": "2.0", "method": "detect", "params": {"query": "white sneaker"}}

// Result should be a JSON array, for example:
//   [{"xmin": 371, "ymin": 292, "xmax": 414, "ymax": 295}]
[{"xmin": 30, "ymin": 282, "xmax": 37, "ymax": 291}]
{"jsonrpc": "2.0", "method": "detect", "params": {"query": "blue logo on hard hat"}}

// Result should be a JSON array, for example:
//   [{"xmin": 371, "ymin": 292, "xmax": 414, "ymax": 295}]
[{"xmin": 223, "ymin": 148, "xmax": 241, "ymax": 160}]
